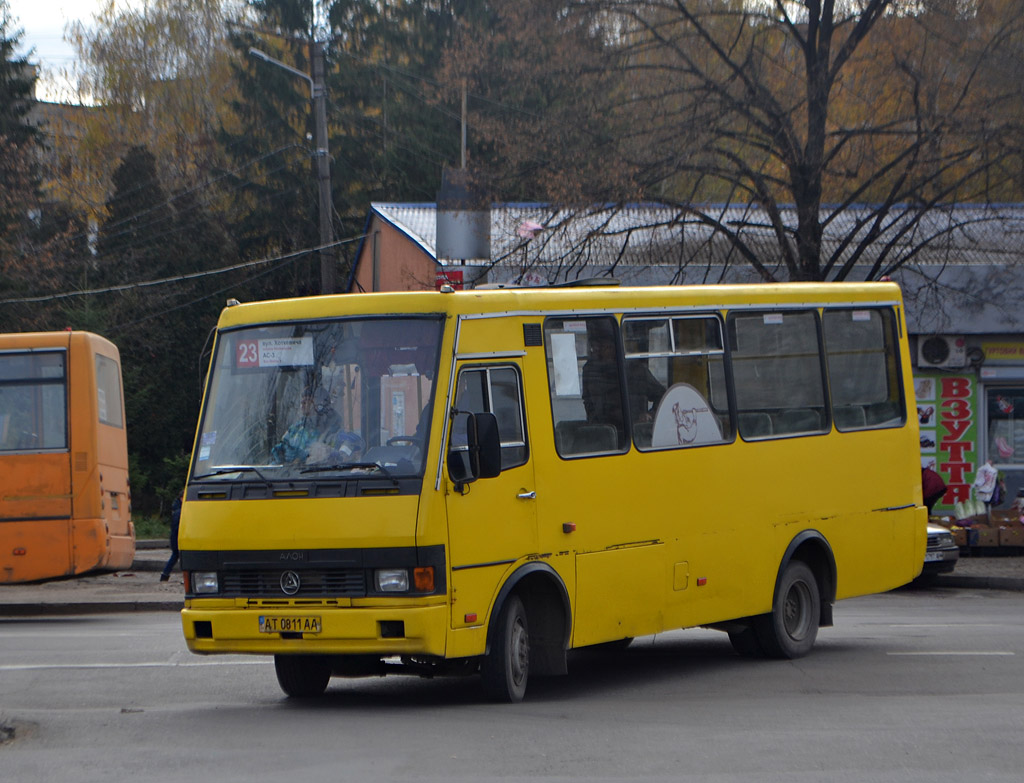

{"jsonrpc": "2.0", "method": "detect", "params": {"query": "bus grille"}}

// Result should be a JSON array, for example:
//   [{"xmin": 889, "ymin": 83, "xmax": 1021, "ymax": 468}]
[{"xmin": 220, "ymin": 569, "xmax": 366, "ymax": 597}]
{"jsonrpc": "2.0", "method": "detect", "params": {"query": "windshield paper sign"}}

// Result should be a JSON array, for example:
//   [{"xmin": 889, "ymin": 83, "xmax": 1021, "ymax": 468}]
[{"xmin": 236, "ymin": 337, "xmax": 314, "ymax": 368}]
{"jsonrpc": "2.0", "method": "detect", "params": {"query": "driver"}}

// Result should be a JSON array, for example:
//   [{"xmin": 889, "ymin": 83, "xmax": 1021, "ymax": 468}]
[{"xmin": 271, "ymin": 387, "xmax": 364, "ymax": 465}]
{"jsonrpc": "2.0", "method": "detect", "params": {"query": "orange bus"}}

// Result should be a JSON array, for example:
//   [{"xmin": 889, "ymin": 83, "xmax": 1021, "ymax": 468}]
[{"xmin": 1, "ymin": 331, "xmax": 134, "ymax": 583}]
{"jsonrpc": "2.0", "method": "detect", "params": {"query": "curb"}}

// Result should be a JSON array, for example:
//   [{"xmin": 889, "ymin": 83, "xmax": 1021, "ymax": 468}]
[
  {"xmin": 0, "ymin": 601, "xmax": 183, "ymax": 617},
  {"xmin": 130, "ymin": 559, "xmax": 164, "ymax": 572},
  {"xmin": 932, "ymin": 575, "xmax": 1024, "ymax": 592}
]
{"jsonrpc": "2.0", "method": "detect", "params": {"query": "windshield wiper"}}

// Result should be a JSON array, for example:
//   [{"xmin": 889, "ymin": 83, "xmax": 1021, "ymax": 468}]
[
  {"xmin": 192, "ymin": 466, "xmax": 274, "ymax": 486},
  {"xmin": 300, "ymin": 462, "xmax": 395, "ymax": 481}
]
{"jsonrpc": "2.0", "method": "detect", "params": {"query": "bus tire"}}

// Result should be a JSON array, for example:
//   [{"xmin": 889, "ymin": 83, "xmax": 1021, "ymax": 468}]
[
  {"xmin": 274, "ymin": 654, "xmax": 331, "ymax": 698},
  {"xmin": 481, "ymin": 594, "xmax": 530, "ymax": 703},
  {"xmin": 754, "ymin": 560, "xmax": 820, "ymax": 659},
  {"xmin": 728, "ymin": 625, "xmax": 767, "ymax": 658}
]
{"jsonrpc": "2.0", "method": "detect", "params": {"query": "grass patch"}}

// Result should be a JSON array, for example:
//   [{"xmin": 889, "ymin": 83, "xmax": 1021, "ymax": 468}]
[{"xmin": 134, "ymin": 514, "xmax": 170, "ymax": 541}]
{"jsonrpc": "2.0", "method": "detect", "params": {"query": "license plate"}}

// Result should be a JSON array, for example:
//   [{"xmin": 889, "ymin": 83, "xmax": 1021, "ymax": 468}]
[
  {"xmin": 259, "ymin": 615, "xmax": 322, "ymax": 634},
  {"xmin": 923, "ymin": 552, "xmax": 943, "ymax": 562}
]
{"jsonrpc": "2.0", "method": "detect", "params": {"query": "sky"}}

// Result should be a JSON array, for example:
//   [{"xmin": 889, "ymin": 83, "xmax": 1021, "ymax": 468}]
[{"xmin": 7, "ymin": 1, "xmax": 143, "ymax": 101}]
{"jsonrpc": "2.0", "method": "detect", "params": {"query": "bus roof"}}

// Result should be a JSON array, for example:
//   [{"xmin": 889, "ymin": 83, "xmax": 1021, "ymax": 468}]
[
  {"xmin": 0, "ymin": 331, "xmax": 120, "ymax": 355},
  {"xmin": 215, "ymin": 281, "xmax": 905, "ymax": 329}
]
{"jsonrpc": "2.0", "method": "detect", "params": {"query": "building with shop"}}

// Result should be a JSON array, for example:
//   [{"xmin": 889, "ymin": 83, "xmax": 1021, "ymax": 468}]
[{"xmin": 348, "ymin": 202, "xmax": 1024, "ymax": 513}]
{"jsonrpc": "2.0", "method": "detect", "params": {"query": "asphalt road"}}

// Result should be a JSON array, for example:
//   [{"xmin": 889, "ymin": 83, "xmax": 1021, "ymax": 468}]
[{"xmin": 1, "ymin": 587, "xmax": 1022, "ymax": 783}]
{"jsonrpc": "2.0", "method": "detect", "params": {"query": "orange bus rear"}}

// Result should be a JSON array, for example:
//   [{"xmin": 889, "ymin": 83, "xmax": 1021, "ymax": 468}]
[{"xmin": 1, "ymin": 331, "xmax": 134, "ymax": 583}]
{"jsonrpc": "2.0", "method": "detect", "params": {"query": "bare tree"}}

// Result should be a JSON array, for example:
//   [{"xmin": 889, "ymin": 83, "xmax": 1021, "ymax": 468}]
[{"xmin": 448, "ymin": 0, "xmax": 1024, "ymax": 282}]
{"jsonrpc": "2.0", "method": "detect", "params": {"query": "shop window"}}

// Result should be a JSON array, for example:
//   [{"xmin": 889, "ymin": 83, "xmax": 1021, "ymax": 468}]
[{"xmin": 987, "ymin": 387, "xmax": 1024, "ymax": 467}]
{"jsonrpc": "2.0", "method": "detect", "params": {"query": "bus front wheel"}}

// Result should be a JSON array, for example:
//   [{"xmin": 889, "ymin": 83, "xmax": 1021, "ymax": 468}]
[
  {"xmin": 274, "ymin": 654, "xmax": 332, "ymax": 698},
  {"xmin": 754, "ymin": 560, "xmax": 820, "ymax": 659},
  {"xmin": 481, "ymin": 594, "xmax": 530, "ymax": 703}
]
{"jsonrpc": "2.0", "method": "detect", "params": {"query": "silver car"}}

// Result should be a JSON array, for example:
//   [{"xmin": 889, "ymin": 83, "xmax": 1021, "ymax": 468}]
[{"xmin": 922, "ymin": 524, "xmax": 960, "ymax": 576}]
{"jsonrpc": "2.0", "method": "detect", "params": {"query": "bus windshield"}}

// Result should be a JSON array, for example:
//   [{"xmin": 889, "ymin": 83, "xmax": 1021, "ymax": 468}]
[{"xmin": 192, "ymin": 316, "xmax": 444, "ymax": 481}]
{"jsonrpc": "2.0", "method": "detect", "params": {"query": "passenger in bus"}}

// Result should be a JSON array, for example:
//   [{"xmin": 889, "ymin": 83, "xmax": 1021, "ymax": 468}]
[
  {"xmin": 582, "ymin": 330, "xmax": 665, "ymax": 430},
  {"xmin": 625, "ymin": 360, "xmax": 666, "ymax": 424},
  {"xmin": 271, "ymin": 387, "xmax": 364, "ymax": 465},
  {"xmin": 582, "ymin": 329, "xmax": 624, "ymax": 430}
]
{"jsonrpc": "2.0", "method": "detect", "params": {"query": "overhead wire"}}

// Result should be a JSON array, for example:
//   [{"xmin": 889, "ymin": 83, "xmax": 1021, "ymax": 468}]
[{"xmin": 0, "ymin": 235, "xmax": 364, "ymax": 306}]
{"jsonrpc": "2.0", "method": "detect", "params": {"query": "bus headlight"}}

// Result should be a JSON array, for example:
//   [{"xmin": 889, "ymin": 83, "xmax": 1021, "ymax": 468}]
[
  {"xmin": 191, "ymin": 571, "xmax": 220, "ymax": 594},
  {"xmin": 375, "ymin": 569, "xmax": 409, "ymax": 592}
]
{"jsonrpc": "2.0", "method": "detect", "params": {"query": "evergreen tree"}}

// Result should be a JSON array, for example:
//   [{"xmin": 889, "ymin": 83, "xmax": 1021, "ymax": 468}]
[
  {"xmin": 0, "ymin": 0, "xmax": 43, "ymax": 317},
  {"xmin": 96, "ymin": 146, "xmax": 178, "ymax": 284},
  {"xmin": 0, "ymin": 0, "xmax": 36, "ymax": 145},
  {"xmin": 91, "ymin": 145, "xmax": 233, "ymax": 513},
  {"xmin": 220, "ymin": 1, "xmax": 464, "ymax": 297}
]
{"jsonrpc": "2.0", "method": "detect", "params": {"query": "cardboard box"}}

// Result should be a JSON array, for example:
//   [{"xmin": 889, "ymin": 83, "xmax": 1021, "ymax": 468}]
[
  {"xmin": 950, "ymin": 526, "xmax": 968, "ymax": 547},
  {"xmin": 998, "ymin": 521, "xmax": 1024, "ymax": 547},
  {"xmin": 990, "ymin": 509, "xmax": 1020, "ymax": 524},
  {"xmin": 968, "ymin": 526, "xmax": 1000, "ymax": 547}
]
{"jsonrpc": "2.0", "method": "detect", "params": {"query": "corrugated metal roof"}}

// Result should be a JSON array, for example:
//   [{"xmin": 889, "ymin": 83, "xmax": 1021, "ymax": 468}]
[
  {"xmin": 372, "ymin": 202, "xmax": 1024, "ymax": 270},
  {"xmin": 369, "ymin": 202, "xmax": 1024, "ymax": 334}
]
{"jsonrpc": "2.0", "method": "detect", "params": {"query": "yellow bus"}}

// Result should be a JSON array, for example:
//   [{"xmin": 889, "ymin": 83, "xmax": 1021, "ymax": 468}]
[
  {"xmin": 1, "ymin": 331, "xmax": 134, "ymax": 583},
  {"xmin": 180, "ymin": 282, "xmax": 925, "ymax": 701}
]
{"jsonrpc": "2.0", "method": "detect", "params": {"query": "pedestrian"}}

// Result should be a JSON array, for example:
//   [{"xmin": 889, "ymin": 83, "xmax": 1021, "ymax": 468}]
[
  {"xmin": 159, "ymin": 491, "xmax": 182, "ymax": 582},
  {"xmin": 921, "ymin": 466, "xmax": 947, "ymax": 514}
]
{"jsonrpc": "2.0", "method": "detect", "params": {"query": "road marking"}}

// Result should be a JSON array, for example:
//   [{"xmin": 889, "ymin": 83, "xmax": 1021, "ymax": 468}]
[
  {"xmin": 887, "ymin": 624, "xmax": 1005, "ymax": 628},
  {"xmin": 0, "ymin": 660, "xmax": 269, "ymax": 671},
  {"xmin": 887, "ymin": 651, "xmax": 1015, "ymax": 656}
]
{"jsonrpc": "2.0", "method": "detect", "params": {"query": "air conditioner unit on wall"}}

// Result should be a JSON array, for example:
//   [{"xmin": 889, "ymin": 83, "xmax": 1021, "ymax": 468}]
[{"xmin": 918, "ymin": 335, "xmax": 967, "ymax": 369}]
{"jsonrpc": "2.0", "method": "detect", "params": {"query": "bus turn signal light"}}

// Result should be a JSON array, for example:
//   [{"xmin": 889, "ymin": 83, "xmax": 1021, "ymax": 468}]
[
  {"xmin": 13, "ymin": 548, "xmax": 26, "ymax": 556},
  {"xmin": 413, "ymin": 567, "xmax": 434, "ymax": 592}
]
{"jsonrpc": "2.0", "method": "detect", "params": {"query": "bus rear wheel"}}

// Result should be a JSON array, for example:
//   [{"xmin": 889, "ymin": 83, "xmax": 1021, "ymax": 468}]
[
  {"xmin": 481, "ymin": 594, "xmax": 530, "ymax": 703},
  {"xmin": 274, "ymin": 654, "xmax": 332, "ymax": 698},
  {"xmin": 754, "ymin": 560, "xmax": 820, "ymax": 659}
]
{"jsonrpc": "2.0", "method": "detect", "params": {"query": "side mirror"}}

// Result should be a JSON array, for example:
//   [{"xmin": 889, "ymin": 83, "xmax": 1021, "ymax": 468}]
[{"xmin": 448, "ymin": 411, "xmax": 502, "ymax": 488}]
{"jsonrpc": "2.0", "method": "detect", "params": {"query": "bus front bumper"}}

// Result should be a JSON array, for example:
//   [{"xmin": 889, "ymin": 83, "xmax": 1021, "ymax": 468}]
[{"xmin": 181, "ymin": 601, "xmax": 449, "ymax": 657}]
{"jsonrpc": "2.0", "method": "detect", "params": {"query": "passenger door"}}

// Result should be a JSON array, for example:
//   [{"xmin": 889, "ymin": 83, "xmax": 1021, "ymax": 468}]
[{"xmin": 445, "ymin": 363, "xmax": 537, "ymax": 629}]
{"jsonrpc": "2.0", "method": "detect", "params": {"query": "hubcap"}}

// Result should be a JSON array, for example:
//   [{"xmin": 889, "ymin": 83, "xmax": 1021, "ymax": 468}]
[
  {"xmin": 783, "ymin": 581, "xmax": 811, "ymax": 640},
  {"xmin": 509, "ymin": 616, "xmax": 529, "ymax": 686}
]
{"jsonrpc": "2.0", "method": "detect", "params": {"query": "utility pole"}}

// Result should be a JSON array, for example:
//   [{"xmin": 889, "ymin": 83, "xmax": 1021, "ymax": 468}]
[
  {"xmin": 311, "ymin": 39, "xmax": 335, "ymax": 294},
  {"xmin": 249, "ymin": 43, "xmax": 336, "ymax": 295}
]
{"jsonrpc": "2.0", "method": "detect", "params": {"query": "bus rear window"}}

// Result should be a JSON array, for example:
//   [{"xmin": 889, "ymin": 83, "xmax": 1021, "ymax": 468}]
[{"xmin": 0, "ymin": 351, "xmax": 67, "ymax": 452}]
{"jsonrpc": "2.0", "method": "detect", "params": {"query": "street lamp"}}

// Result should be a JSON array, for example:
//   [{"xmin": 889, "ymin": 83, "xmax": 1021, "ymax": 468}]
[{"xmin": 249, "ymin": 44, "xmax": 337, "ymax": 295}]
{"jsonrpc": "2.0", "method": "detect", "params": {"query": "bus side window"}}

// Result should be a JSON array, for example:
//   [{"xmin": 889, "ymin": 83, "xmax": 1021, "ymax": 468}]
[
  {"xmin": 95, "ymin": 354, "xmax": 124, "ymax": 428},
  {"xmin": 729, "ymin": 310, "xmax": 828, "ymax": 440},
  {"xmin": 823, "ymin": 308, "xmax": 904, "ymax": 431},
  {"xmin": 544, "ymin": 316, "xmax": 628, "ymax": 457},
  {"xmin": 623, "ymin": 314, "xmax": 732, "ymax": 450},
  {"xmin": 452, "ymin": 366, "xmax": 528, "ymax": 470}
]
